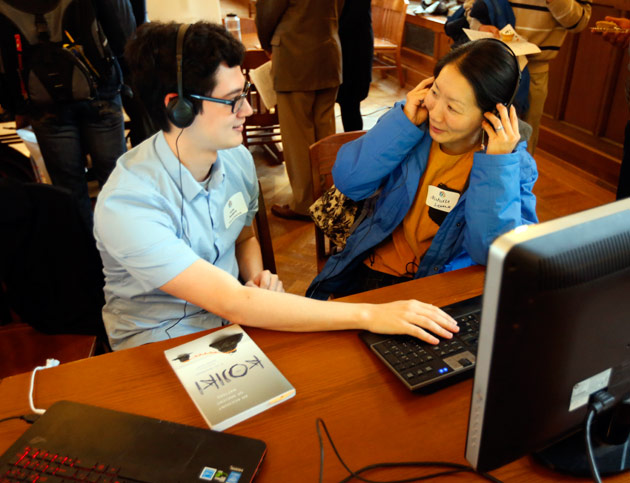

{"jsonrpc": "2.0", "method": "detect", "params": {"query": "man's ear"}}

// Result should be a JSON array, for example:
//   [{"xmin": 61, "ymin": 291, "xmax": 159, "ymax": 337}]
[{"xmin": 164, "ymin": 93, "xmax": 178, "ymax": 108}]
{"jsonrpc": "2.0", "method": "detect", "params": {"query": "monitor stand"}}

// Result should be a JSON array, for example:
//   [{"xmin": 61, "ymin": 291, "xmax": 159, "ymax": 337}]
[{"xmin": 533, "ymin": 430, "xmax": 630, "ymax": 477}]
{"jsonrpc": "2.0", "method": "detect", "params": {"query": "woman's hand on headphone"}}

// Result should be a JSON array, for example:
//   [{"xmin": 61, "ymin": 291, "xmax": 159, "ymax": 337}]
[
  {"xmin": 403, "ymin": 76, "xmax": 434, "ymax": 126},
  {"xmin": 482, "ymin": 104, "xmax": 520, "ymax": 155}
]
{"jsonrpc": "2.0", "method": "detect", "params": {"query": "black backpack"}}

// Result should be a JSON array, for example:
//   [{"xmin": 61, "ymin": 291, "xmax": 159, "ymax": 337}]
[{"xmin": 0, "ymin": 0, "xmax": 119, "ymax": 107}]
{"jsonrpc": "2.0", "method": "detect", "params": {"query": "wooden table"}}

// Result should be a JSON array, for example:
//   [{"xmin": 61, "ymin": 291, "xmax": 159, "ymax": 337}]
[{"xmin": 0, "ymin": 266, "xmax": 621, "ymax": 481}]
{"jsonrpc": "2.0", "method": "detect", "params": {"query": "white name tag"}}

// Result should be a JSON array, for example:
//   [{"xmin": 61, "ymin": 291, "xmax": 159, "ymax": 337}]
[
  {"xmin": 426, "ymin": 185, "xmax": 460, "ymax": 213},
  {"xmin": 223, "ymin": 192, "xmax": 248, "ymax": 229}
]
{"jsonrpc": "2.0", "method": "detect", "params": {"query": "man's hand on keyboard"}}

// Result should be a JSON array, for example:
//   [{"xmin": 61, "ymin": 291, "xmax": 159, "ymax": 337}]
[{"xmin": 365, "ymin": 300, "xmax": 459, "ymax": 344}]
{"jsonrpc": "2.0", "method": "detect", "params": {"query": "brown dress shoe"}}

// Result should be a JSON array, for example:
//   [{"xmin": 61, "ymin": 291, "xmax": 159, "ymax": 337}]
[{"xmin": 271, "ymin": 204, "xmax": 312, "ymax": 221}]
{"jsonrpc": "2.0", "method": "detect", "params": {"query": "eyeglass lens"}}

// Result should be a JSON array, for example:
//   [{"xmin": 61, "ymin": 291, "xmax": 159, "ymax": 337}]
[{"xmin": 233, "ymin": 83, "xmax": 250, "ymax": 113}]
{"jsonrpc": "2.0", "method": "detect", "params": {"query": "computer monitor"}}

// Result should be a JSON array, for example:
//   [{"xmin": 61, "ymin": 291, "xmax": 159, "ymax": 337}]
[{"xmin": 465, "ymin": 198, "xmax": 630, "ymax": 476}]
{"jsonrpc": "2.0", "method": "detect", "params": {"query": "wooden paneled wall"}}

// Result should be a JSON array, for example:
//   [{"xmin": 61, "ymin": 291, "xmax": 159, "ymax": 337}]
[{"xmin": 540, "ymin": 1, "xmax": 628, "ymax": 188}]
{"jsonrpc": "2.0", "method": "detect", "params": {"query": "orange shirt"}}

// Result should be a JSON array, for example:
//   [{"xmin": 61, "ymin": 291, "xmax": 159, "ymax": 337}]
[{"xmin": 366, "ymin": 142, "xmax": 474, "ymax": 277}]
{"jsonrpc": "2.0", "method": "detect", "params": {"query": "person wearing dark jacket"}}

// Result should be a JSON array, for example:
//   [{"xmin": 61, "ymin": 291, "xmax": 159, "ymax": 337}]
[
  {"xmin": 0, "ymin": 0, "xmax": 135, "ymax": 227},
  {"xmin": 337, "ymin": 0, "xmax": 373, "ymax": 132}
]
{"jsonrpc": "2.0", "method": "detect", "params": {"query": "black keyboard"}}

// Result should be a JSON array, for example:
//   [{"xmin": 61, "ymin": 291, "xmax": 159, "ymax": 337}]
[
  {"xmin": 1, "ymin": 445, "xmax": 144, "ymax": 483},
  {"xmin": 359, "ymin": 296, "xmax": 482, "ymax": 391}
]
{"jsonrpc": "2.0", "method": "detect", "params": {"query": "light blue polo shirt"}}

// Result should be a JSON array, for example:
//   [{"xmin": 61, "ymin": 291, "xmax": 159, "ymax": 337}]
[{"xmin": 94, "ymin": 131, "xmax": 258, "ymax": 350}]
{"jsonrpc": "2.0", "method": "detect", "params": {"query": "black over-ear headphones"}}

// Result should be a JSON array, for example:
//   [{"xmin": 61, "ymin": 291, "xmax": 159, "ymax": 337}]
[
  {"xmin": 166, "ymin": 23, "xmax": 195, "ymax": 128},
  {"xmin": 479, "ymin": 37, "xmax": 521, "ymax": 110}
]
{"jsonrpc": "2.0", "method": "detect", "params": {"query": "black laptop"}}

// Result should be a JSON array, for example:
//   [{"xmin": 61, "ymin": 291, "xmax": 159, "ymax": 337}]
[
  {"xmin": 359, "ymin": 295, "xmax": 483, "ymax": 391},
  {"xmin": 0, "ymin": 400, "xmax": 266, "ymax": 483}
]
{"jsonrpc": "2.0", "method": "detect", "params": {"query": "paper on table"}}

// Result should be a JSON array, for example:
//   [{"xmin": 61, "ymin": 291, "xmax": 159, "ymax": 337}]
[
  {"xmin": 249, "ymin": 61, "xmax": 277, "ymax": 109},
  {"xmin": 463, "ymin": 26, "xmax": 540, "ymax": 69}
]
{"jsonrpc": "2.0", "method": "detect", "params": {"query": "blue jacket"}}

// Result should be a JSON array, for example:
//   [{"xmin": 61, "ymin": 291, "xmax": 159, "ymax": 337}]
[{"xmin": 306, "ymin": 103, "xmax": 538, "ymax": 299}]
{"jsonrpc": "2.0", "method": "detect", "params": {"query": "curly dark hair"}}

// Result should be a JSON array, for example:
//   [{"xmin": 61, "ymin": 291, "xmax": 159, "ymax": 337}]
[
  {"xmin": 434, "ymin": 38, "xmax": 520, "ymax": 115},
  {"xmin": 125, "ymin": 21, "xmax": 245, "ymax": 132}
]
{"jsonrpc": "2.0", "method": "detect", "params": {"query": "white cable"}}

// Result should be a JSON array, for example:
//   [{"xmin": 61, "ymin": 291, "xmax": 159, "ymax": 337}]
[{"xmin": 28, "ymin": 358, "xmax": 60, "ymax": 415}]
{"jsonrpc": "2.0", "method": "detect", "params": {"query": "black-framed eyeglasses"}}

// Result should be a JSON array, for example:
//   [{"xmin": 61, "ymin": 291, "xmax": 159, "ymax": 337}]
[{"xmin": 190, "ymin": 81, "xmax": 251, "ymax": 113}]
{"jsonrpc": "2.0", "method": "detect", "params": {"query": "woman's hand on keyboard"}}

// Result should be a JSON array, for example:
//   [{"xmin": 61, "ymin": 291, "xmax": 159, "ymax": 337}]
[{"xmin": 365, "ymin": 300, "xmax": 459, "ymax": 344}]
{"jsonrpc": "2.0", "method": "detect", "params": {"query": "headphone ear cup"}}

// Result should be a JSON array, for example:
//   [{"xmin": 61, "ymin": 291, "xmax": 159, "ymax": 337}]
[{"xmin": 167, "ymin": 96, "xmax": 195, "ymax": 128}]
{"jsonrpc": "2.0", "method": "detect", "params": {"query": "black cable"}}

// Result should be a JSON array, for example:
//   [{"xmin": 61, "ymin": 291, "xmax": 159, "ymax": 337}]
[
  {"xmin": 0, "ymin": 414, "xmax": 39, "ymax": 425},
  {"xmin": 584, "ymin": 390, "xmax": 617, "ymax": 483},
  {"xmin": 585, "ymin": 408, "xmax": 602, "ymax": 483},
  {"xmin": 0, "ymin": 415, "xmax": 24, "ymax": 424},
  {"xmin": 339, "ymin": 466, "xmax": 468, "ymax": 483},
  {"xmin": 165, "ymin": 127, "xmax": 189, "ymax": 338},
  {"xmin": 316, "ymin": 418, "xmax": 503, "ymax": 483}
]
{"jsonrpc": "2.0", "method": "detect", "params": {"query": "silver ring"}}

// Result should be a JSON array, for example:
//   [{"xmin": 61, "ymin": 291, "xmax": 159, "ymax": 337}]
[{"xmin": 495, "ymin": 125, "xmax": 504, "ymax": 131}]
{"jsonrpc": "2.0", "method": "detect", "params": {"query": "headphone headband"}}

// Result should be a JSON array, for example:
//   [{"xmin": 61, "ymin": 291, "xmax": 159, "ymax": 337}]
[
  {"xmin": 478, "ymin": 37, "xmax": 521, "ymax": 109},
  {"xmin": 175, "ymin": 23, "xmax": 190, "ymax": 100},
  {"xmin": 470, "ymin": 37, "xmax": 521, "ymax": 111},
  {"xmin": 167, "ymin": 23, "xmax": 195, "ymax": 128}
]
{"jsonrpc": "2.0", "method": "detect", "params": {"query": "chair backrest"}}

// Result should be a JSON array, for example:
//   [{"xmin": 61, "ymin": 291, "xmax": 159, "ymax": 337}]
[
  {"xmin": 0, "ymin": 179, "xmax": 106, "ymax": 337},
  {"xmin": 0, "ymin": 142, "xmax": 36, "ymax": 182},
  {"xmin": 254, "ymin": 180, "xmax": 277, "ymax": 274},
  {"xmin": 372, "ymin": 0, "xmax": 408, "ymax": 47},
  {"xmin": 309, "ymin": 131, "xmax": 367, "ymax": 272},
  {"xmin": 0, "ymin": 179, "xmax": 107, "ymax": 368},
  {"xmin": 241, "ymin": 49, "xmax": 283, "ymax": 163},
  {"xmin": 242, "ymin": 49, "xmax": 277, "ymax": 124},
  {"xmin": 240, "ymin": 16, "xmax": 257, "ymax": 34}
]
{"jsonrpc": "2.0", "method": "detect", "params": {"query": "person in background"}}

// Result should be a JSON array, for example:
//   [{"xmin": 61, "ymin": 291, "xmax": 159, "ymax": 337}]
[
  {"xmin": 465, "ymin": 0, "xmax": 591, "ymax": 155},
  {"xmin": 256, "ymin": 0, "xmax": 343, "ymax": 221},
  {"xmin": 308, "ymin": 39, "xmax": 538, "ymax": 300},
  {"xmin": 444, "ymin": 0, "xmax": 530, "ymax": 119},
  {"xmin": 592, "ymin": 16, "xmax": 630, "ymax": 200},
  {"xmin": 94, "ymin": 21, "xmax": 459, "ymax": 351},
  {"xmin": 337, "ymin": 0, "xmax": 374, "ymax": 132},
  {"xmin": 0, "ymin": 0, "xmax": 135, "ymax": 227},
  {"xmin": 111, "ymin": 0, "xmax": 158, "ymax": 147}
]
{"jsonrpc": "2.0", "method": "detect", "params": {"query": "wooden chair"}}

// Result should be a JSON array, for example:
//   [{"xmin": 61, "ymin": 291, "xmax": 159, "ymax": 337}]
[
  {"xmin": 309, "ymin": 131, "xmax": 366, "ymax": 272},
  {"xmin": 240, "ymin": 16, "xmax": 257, "ymax": 35},
  {"xmin": 0, "ymin": 180, "xmax": 110, "ymax": 365},
  {"xmin": 241, "ymin": 23, "xmax": 283, "ymax": 165},
  {"xmin": 254, "ymin": 181, "xmax": 277, "ymax": 273},
  {"xmin": 372, "ymin": 0, "xmax": 409, "ymax": 88}
]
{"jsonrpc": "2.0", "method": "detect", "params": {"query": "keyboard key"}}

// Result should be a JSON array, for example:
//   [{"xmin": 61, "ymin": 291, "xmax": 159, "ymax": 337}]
[
  {"xmin": 54, "ymin": 466, "xmax": 76, "ymax": 478},
  {"xmin": 75, "ymin": 469, "xmax": 90, "ymax": 479},
  {"xmin": 86, "ymin": 471, "xmax": 101, "ymax": 482},
  {"xmin": 74, "ymin": 458, "xmax": 97, "ymax": 470}
]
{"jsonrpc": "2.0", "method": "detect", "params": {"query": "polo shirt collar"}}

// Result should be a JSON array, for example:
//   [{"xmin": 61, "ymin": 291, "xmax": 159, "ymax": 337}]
[{"xmin": 156, "ymin": 131, "xmax": 225, "ymax": 201}]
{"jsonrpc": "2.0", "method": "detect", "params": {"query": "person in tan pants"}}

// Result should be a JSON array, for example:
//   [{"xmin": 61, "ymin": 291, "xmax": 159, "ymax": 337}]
[{"xmin": 256, "ymin": 0, "xmax": 343, "ymax": 220}]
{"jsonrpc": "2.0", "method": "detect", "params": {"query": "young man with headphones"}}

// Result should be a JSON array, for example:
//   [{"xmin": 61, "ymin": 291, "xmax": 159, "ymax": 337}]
[{"xmin": 93, "ymin": 21, "xmax": 459, "ymax": 351}]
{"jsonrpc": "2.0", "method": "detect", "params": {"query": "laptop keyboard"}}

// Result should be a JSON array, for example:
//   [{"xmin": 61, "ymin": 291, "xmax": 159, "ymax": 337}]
[
  {"xmin": 366, "ymin": 306, "xmax": 481, "ymax": 391},
  {"xmin": 1, "ymin": 445, "xmax": 146, "ymax": 483}
]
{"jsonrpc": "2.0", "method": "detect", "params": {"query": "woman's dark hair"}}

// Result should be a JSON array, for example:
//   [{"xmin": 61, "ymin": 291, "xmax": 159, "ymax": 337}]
[
  {"xmin": 125, "ymin": 21, "xmax": 245, "ymax": 132},
  {"xmin": 433, "ymin": 39, "xmax": 520, "ymax": 114}
]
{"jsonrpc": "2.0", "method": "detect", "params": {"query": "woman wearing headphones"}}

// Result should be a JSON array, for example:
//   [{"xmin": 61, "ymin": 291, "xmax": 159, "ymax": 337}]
[{"xmin": 308, "ymin": 39, "xmax": 538, "ymax": 300}]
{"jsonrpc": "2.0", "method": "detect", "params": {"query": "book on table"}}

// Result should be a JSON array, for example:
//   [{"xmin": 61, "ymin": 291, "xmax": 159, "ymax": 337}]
[{"xmin": 164, "ymin": 324, "xmax": 296, "ymax": 431}]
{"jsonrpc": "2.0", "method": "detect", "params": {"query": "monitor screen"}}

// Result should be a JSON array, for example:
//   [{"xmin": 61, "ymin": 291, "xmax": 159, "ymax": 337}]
[{"xmin": 465, "ymin": 198, "xmax": 630, "ymax": 476}]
